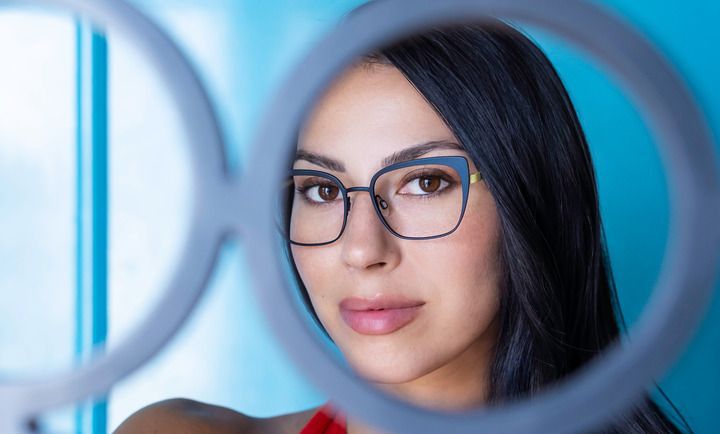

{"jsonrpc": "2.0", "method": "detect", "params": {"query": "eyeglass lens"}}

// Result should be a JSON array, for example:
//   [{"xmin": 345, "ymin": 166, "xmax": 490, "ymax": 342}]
[{"xmin": 281, "ymin": 163, "xmax": 464, "ymax": 245}]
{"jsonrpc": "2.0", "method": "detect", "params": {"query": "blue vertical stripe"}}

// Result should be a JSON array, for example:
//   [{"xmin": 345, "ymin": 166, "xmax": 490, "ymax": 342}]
[
  {"xmin": 74, "ymin": 17, "xmax": 84, "ymax": 375},
  {"xmin": 74, "ymin": 20, "xmax": 109, "ymax": 434},
  {"xmin": 90, "ymin": 28, "xmax": 109, "ymax": 434},
  {"xmin": 73, "ymin": 18, "xmax": 84, "ymax": 434}
]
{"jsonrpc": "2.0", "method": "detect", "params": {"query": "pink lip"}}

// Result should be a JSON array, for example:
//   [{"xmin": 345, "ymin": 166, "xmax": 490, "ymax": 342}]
[{"xmin": 339, "ymin": 296, "xmax": 425, "ymax": 335}]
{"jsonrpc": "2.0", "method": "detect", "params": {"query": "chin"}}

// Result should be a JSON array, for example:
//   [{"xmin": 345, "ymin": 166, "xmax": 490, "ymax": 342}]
[
  {"xmin": 357, "ymin": 366, "xmax": 422, "ymax": 385},
  {"xmin": 344, "ymin": 351, "xmax": 433, "ymax": 385}
]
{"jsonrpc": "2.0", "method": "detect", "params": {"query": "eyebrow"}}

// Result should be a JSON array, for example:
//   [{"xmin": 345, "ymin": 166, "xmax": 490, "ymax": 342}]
[{"xmin": 294, "ymin": 140, "xmax": 463, "ymax": 172}]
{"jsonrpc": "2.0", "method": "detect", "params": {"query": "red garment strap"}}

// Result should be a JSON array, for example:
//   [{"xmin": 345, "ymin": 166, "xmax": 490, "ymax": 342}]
[{"xmin": 299, "ymin": 403, "xmax": 347, "ymax": 434}]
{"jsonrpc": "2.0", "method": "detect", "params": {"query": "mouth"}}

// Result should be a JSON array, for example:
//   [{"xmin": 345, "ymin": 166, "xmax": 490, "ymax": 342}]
[{"xmin": 339, "ymin": 296, "xmax": 425, "ymax": 335}]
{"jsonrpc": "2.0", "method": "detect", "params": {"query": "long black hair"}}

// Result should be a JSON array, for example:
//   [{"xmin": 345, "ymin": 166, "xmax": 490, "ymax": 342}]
[{"xmin": 288, "ymin": 19, "xmax": 690, "ymax": 434}]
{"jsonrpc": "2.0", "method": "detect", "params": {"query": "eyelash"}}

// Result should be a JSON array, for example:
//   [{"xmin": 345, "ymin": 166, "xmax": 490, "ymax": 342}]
[
  {"xmin": 295, "ymin": 179, "xmax": 342, "ymax": 206},
  {"xmin": 294, "ymin": 169, "xmax": 458, "ymax": 205},
  {"xmin": 398, "ymin": 170, "xmax": 456, "ymax": 198}
]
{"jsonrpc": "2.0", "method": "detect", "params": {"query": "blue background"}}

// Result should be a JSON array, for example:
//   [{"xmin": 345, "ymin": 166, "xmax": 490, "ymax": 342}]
[
  {"xmin": 114, "ymin": 0, "xmax": 720, "ymax": 431},
  {"xmin": 0, "ymin": 1, "xmax": 717, "ymax": 433}
]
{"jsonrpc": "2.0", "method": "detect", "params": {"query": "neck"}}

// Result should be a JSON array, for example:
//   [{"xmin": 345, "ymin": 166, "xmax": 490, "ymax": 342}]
[{"xmin": 346, "ymin": 329, "xmax": 496, "ymax": 434}]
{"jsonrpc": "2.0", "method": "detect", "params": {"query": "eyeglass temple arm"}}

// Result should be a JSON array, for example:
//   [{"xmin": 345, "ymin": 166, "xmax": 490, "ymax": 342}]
[{"xmin": 470, "ymin": 172, "xmax": 483, "ymax": 184}]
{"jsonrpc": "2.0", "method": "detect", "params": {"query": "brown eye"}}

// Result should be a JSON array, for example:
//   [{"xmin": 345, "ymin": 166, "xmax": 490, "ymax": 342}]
[
  {"xmin": 419, "ymin": 176, "xmax": 441, "ymax": 193},
  {"xmin": 297, "ymin": 178, "xmax": 343, "ymax": 205},
  {"xmin": 318, "ymin": 185, "xmax": 339, "ymax": 201},
  {"xmin": 398, "ymin": 171, "xmax": 452, "ymax": 197}
]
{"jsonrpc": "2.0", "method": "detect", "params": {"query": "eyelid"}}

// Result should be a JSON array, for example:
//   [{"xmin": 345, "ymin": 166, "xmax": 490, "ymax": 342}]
[
  {"xmin": 400, "ymin": 167, "xmax": 456, "ymax": 183},
  {"xmin": 296, "ymin": 176, "xmax": 338, "ymax": 188}
]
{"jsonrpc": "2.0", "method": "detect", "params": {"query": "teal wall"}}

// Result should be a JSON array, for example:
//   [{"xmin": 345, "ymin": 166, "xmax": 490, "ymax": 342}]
[
  {"xmin": 539, "ymin": 1, "xmax": 720, "ymax": 431},
  {"xmin": 541, "ymin": 3, "xmax": 720, "ymax": 429},
  {"xmin": 594, "ymin": 1, "xmax": 720, "ymax": 431}
]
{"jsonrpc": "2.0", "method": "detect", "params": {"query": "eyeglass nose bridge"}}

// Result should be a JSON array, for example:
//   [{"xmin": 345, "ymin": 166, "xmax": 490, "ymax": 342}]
[{"xmin": 344, "ymin": 186, "xmax": 389, "ymax": 215}]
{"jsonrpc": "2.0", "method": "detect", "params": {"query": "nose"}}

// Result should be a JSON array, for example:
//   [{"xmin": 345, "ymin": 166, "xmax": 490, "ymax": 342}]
[{"xmin": 340, "ymin": 191, "xmax": 399, "ymax": 272}]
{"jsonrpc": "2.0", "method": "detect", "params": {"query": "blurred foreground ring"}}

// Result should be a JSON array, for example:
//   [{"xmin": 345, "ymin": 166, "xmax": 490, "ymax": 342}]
[
  {"xmin": 0, "ymin": 0, "xmax": 227, "ymax": 433},
  {"xmin": 243, "ymin": 0, "xmax": 720, "ymax": 433}
]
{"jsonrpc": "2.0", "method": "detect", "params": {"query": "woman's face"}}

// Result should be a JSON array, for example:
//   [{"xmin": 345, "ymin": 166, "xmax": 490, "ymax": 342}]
[{"xmin": 292, "ymin": 63, "xmax": 502, "ymax": 399}]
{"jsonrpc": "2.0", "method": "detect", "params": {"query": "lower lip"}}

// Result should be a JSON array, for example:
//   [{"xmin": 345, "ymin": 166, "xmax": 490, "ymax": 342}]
[{"xmin": 340, "ymin": 305, "xmax": 423, "ymax": 335}]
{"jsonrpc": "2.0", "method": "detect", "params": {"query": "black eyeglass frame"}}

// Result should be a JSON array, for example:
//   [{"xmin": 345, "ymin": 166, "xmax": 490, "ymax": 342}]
[{"xmin": 282, "ymin": 155, "xmax": 483, "ymax": 246}]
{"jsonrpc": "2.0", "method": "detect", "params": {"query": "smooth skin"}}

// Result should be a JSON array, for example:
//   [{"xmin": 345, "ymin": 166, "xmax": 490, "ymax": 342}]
[{"xmin": 115, "ymin": 63, "xmax": 502, "ymax": 434}]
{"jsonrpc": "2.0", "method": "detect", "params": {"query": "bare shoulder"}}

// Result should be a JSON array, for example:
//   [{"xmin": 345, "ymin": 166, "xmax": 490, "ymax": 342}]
[
  {"xmin": 113, "ymin": 398, "xmax": 319, "ymax": 434},
  {"xmin": 113, "ymin": 398, "xmax": 255, "ymax": 434}
]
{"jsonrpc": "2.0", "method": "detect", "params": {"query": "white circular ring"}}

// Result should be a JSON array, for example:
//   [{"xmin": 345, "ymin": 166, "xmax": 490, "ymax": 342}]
[{"xmin": 243, "ymin": 1, "xmax": 720, "ymax": 433}]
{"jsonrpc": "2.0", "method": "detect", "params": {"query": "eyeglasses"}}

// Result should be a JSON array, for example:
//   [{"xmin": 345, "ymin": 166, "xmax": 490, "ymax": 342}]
[{"xmin": 278, "ymin": 155, "xmax": 483, "ymax": 246}]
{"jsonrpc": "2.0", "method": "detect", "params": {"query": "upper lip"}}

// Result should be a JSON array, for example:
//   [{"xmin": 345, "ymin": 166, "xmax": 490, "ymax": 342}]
[{"xmin": 339, "ymin": 295, "xmax": 425, "ymax": 311}]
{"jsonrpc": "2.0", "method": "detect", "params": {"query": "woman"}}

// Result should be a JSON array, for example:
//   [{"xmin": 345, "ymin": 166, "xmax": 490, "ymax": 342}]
[{"xmin": 116, "ymin": 20, "xmax": 689, "ymax": 434}]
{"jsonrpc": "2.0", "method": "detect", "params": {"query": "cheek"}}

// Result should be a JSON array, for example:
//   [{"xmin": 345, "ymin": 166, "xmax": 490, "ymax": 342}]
[
  {"xmin": 290, "ymin": 245, "xmax": 340, "ymax": 315},
  {"xmin": 416, "ymin": 198, "xmax": 502, "ymax": 327},
  {"xmin": 456, "ymin": 205, "xmax": 501, "ymax": 286}
]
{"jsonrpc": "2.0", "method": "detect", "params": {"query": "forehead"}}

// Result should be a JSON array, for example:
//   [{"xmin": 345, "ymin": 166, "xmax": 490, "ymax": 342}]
[{"xmin": 297, "ymin": 64, "xmax": 458, "ymax": 175}]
